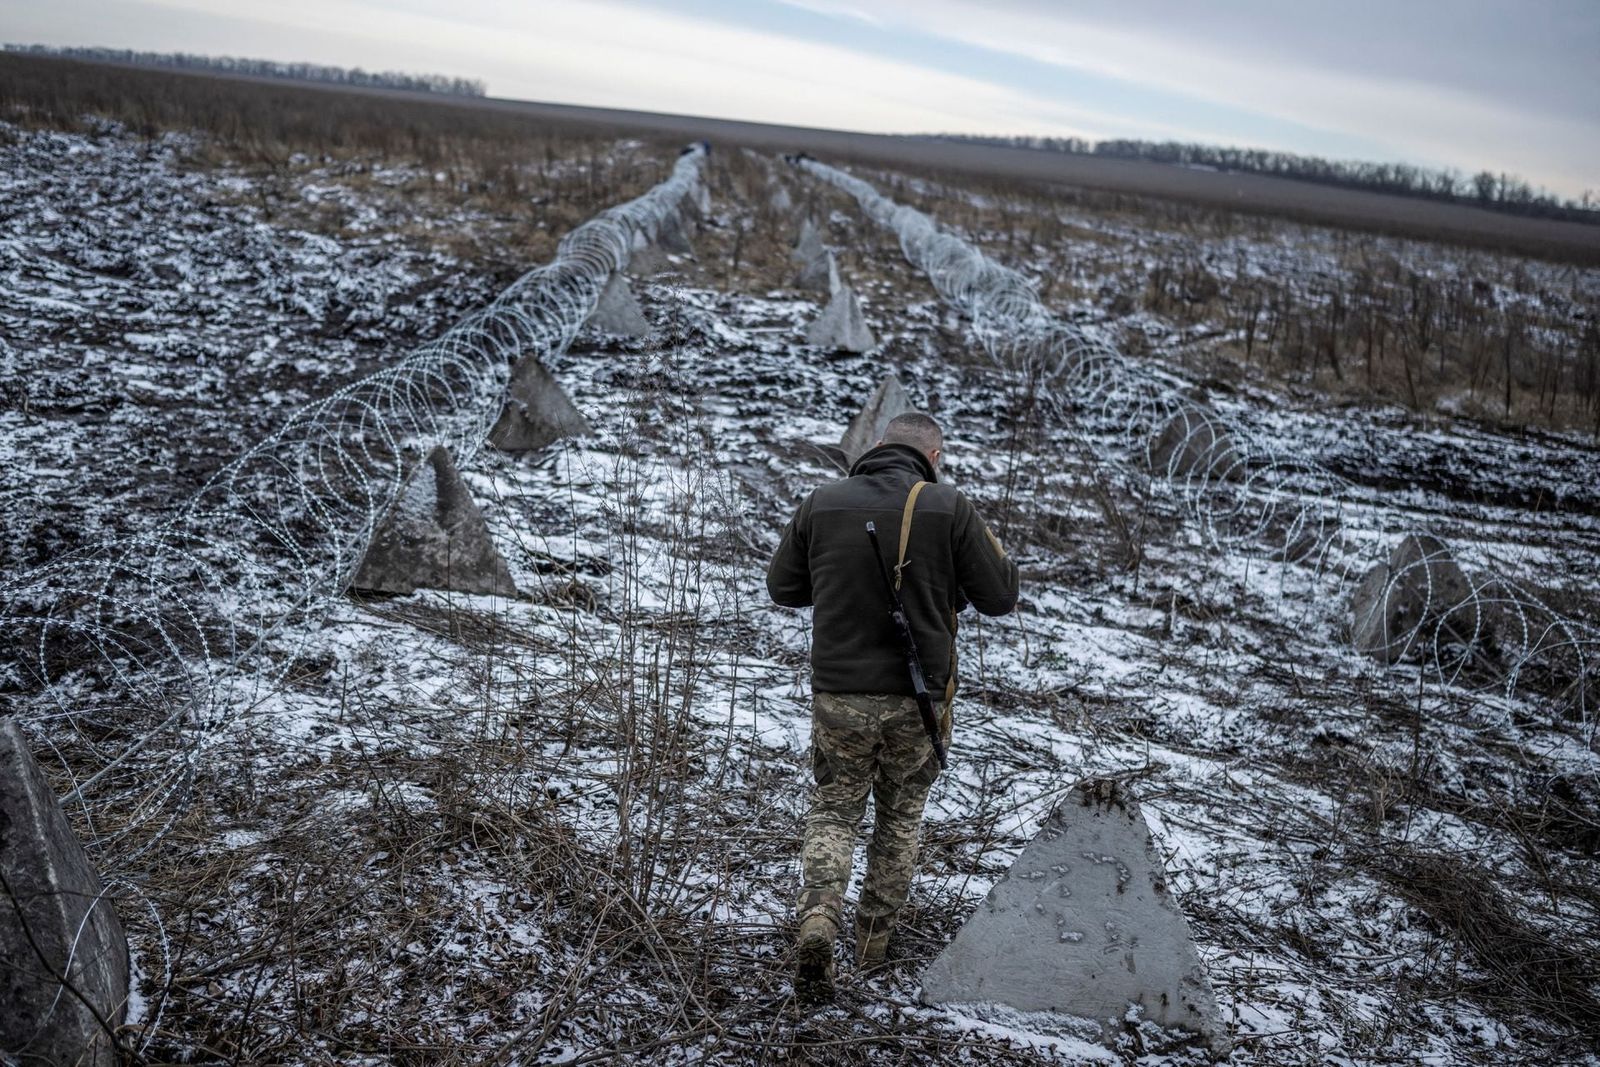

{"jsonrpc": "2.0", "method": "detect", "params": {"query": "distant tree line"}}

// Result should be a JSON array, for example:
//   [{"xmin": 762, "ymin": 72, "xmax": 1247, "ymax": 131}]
[
  {"xmin": 928, "ymin": 134, "xmax": 1598, "ymax": 226},
  {"xmin": 3, "ymin": 44, "xmax": 486, "ymax": 98}
]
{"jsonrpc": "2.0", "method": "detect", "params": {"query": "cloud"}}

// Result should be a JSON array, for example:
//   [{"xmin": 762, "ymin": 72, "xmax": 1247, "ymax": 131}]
[
  {"xmin": 810, "ymin": 0, "xmax": 1599, "ymax": 196},
  {"xmin": 15, "ymin": 0, "xmax": 1597, "ymax": 197},
  {"xmin": 771, "ymin": 0, "xmax": 886, "ymax": 29},
  {"xmin": 120, "ymin": 0, "xmax": 1202, "ymax": 141}
]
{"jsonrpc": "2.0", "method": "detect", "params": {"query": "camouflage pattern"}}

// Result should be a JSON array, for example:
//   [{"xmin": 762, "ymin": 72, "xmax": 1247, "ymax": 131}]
[{"xmin": 797, "ymin": 691, "xmax": 950, "ymax": 929}]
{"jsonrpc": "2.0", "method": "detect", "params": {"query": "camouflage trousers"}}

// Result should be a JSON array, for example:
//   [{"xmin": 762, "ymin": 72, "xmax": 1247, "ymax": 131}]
[{"xmin": 797, "ymin": 692, "xmax": 948, "ymax": 929}]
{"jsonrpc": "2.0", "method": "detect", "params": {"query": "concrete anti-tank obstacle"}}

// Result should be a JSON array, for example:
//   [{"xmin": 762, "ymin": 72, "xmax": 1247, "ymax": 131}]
[
  {"xmin": 1349, "ymin": 532, "xmax": 1479, "ymax": 663},
  {"xmin": 919, "ymin": 779, "xmax": 1226, "ymax": 1052},
  {"xmin": 676, "ymin": 179, "xmax": 711, "ymax": 222},
  {"xmin": 490, "ymin": 354, "xmax": 594, "ymax": 453},
  {"xmin": 805, "ymin": 284, "xmax": 876, "ymax": 355},
  {"xmin": 627, "ymin": 243, "xmax": 671, "ymax": 276},
  {"xmin": 586, "ymin": 272, "xmax": 650, "ymax": 337},
  {"xmin": 792, "ymin": 216, "xmax": 825, "ymax": 263},
  {"xmin": 791, "ymin": 216, "xmax": 835, "ymax": 291},
  {"xmin": 626, "ymin": 208, "xmax": 692, "ymax": 272},
  {"xmin": 654, "ymin": 209, "xmax": 695, "ymax": 256},
  {"xmin": 1149, "ymin": 409, "xmax": 1243, "ymax": 482},
  {"xmin": 2, "ymin": 720, "xmax": 129, "ymax": 1067},
  {"xmin": 839, "ymin": 373, "xmax": 914, "ymax": 467},
  {"xmin": 626, "ymin": 229, "xmax": 672, "ymax": 276},
  {"xmin": 351, "ymin": 446, "xmax": 517, "ymax": 597},
  {"xmin": 796, "ymin": 249, "xmax": 836, "ymax": 292}
]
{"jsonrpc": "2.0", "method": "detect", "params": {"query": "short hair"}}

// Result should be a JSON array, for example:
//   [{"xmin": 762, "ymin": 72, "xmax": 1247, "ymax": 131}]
[{"xmin": 881, "ymin": 412, "xmax": 943, "ymax": 453}]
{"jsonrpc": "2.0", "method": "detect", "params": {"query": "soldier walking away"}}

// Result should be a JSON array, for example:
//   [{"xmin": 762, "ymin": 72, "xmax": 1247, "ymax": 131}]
[{"xmin": 767, "ymin": 412, "xmax": 1019, "ymax": 1001}]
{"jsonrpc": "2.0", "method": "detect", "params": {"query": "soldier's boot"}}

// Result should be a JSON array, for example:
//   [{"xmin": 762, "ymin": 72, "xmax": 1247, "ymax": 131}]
[
  {"xmin": 855, "ymin": 914, "xmax": 893, "ymax": 970},
  {"xmin": 794, "ymin": 913, "xmax": 838, "ymax": 1002}
]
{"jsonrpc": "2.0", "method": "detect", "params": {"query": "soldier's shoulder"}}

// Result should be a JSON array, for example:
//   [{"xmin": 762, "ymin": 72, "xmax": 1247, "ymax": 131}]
[
  {"xmin": 811, "ymin": 477, "xmax": 852, "ymax": 504},
  {"xmin": 920, "ymin": 480, "xmax": 969, "ymax": 513}
]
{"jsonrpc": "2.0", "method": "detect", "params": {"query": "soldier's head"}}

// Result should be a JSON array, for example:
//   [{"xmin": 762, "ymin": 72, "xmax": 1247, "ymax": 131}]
[{"xmin": 878, "ymin": 413, "xmax": 943, "ymax": 472}]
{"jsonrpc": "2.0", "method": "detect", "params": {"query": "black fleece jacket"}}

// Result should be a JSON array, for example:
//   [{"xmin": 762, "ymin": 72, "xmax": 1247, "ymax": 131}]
[{"xmin": 766, "ymin": 444, "xmax": 1020, "ymax": 695}]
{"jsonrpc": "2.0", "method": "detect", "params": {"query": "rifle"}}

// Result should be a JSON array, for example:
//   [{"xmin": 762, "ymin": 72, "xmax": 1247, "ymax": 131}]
[{"xmin": 864, "ymin": 521, "xmax": 949, "ymax": 770}]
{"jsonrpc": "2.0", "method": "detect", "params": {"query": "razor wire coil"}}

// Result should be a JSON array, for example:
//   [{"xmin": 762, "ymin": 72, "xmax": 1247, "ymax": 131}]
[
  {"xmin": 1, "ymin": 144, "xmax": 709, "ymax": 863},
  {"xmin": 791, "ymin": 155, "xmax": 1595, "ymax": 741}
]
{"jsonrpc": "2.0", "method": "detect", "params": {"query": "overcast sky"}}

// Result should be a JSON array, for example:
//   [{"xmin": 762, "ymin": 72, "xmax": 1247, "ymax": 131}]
[{"xmin": 9, "ymin": 0, "xmax": 1598, "ymax": 198}]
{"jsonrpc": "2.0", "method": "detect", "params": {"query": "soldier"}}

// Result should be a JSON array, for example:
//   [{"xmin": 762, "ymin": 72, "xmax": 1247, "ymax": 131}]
[{"xmin": 767, "ymin": 412, "xmax": 1019, "ymax": 999}]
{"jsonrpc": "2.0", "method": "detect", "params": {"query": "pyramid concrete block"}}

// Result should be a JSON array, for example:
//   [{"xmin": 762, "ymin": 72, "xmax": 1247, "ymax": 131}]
[
  {"xmin": 839, "ymin": 373, "xmax": 913, "ymax": 467},
  {"xmin": 678, "ymin": 188, "xmax": 702, "ymax": 222},
  {"xmin": 676, "ymin": 181, "xmax": 711, "ymax": 221},
  {"xmin": 1350, "ymin": 533, "xmax": 1478, "ymax": 663},
  {"xmin": 655, "ymin": 211, "xmax": 694, "ymax": 256},
  {"xmin": 792, "ymin": 217, "xmax": 825, "ymax": 263},
  {"xmin": 627, "ymin": 244, "xmax": 672, "ymax": 277},
  {"xmin": 1, "ymin": 720, "xmax": 129, "ymax": 1067},
  {"xmin": 490, "ymin": 355, "xmax": 594, "ymax": 453},
  {"xmin": 352, "ymin": 446, "xmax": 517, "ymax": 597},
  {"xmin": 805, "ymin": 285, "xmax": 876, "ymax": 354},
  {"xmin": 586, "ymin": 272, "xmax": 650, "ymax": 337},
  {"xmin": 920, "ymin": 779, "xmax": 1225, "ymax": 1051},
  {"xmin": 796, "ymin": 249, "xmax": 835, "ymax": 292},
  {"xmin": 1149, "ymin": 410, "xmax": 1243, "ymax": 482},
  {"xmin": 812, "ymin": 442, "xmax": 849, "ymax": 473}
]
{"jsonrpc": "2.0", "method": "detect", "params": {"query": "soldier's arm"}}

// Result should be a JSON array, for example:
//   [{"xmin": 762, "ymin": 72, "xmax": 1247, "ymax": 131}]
[
  {"xmin": 952, "ymin": 494, "xmax": 1019, "ymax": 617},
  {"xmin": 766, "ymin": 494, "xmax": 815, "ymax": 607}
]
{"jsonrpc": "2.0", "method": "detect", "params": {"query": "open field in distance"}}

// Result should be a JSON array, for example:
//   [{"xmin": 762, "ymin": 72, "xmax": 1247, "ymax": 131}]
[{"xmin": 5, "ymin": 51, "xmax": 1598, "ymax": 263}]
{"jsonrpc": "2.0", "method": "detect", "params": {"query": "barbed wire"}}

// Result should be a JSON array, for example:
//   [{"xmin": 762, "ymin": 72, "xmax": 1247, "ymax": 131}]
[
  {"xmin": 0, "ymin": 144, "xmax": 710, "ymax": 864},
  {"xmin": 789, "ymin": 154, "xmax": 1595, "ymax": 743}
]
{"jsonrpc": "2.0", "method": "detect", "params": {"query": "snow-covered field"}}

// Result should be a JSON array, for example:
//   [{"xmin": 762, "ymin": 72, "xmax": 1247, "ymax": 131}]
[{"xmin": 3, "ymin": 123, "xmax": 1599, "ymax": 1065}]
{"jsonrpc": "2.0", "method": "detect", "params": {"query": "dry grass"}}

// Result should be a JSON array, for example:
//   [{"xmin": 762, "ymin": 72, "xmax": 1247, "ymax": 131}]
[
  {"xmin": 797, "ymin": 164, "xmax": 1600, "ymax": 437},
  {"xmin": 1365, "ymin": 846, "xmax": 1600, "ymax": 1049},
  {"xmin": 106, "ymin": 415, "xmax": 1068, "ymax": 1065},
  {"xmin": 0, "ymin": 52, "xmax": 689, "ymax": 273}
]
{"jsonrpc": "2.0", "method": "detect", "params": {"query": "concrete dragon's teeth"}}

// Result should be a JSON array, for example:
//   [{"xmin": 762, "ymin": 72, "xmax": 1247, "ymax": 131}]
[
  {"xmin": 1, "ymin": 720, "xmax": 129, "ymax": 1067},
  {"xmin": 919, "ymin": 778, "xmax": 1226, "ymax": 1052},
  {"xmin": 806, "ymin": 285, "xmax": 876, "ymax": 355},
  {"xmin": 586, "ymin": 271, "xmax": 651, "ymax": 337},
  {"xmin": 351, "ymin": 445, "xmax": 517, "ymax": 598},
  {"xmin": 839, "ymin": 373, "xmax": 912, "ymax": 467}
]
